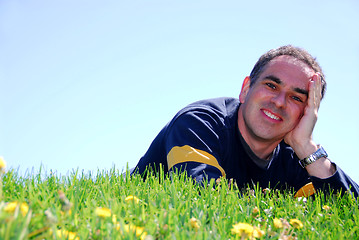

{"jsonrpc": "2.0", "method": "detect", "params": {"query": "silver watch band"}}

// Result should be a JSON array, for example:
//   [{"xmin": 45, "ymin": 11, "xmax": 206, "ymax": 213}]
[{"xmin": 299, "ymin": 145, "xmax": 328, "ymax": 168}]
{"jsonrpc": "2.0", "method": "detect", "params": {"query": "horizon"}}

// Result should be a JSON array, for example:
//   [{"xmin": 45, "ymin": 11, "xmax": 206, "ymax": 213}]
[{"xmin": 1, "ymin": 0, "xmax": 358, "ymax": 183}]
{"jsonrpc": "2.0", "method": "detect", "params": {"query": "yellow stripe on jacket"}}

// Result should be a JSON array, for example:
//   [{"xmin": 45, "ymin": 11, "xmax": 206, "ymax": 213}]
[
  {"xmin": 167, "ymin": 145, "xmax": 226, "ymax": 177},
  {"xmin": 294, "ymin": 182, "xmax": 316, "ymax": 198}
]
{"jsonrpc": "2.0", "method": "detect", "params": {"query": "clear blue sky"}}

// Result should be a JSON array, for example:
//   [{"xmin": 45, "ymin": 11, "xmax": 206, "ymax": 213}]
[{"xmin": 1, "ymin": 0, "xmax": 358, "ymax": 183}]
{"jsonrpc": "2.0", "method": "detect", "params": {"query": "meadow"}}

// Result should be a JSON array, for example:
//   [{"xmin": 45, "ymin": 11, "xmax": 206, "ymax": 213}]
[{"xmin": 0, "ymin": 165, "xmax": 358, "ymax": 240}]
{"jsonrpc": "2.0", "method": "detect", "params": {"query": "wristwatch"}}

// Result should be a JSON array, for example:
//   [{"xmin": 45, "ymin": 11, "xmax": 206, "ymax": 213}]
[{"xmin": 299, "ymin": 145, "xmax": 328, "ymax": 168}]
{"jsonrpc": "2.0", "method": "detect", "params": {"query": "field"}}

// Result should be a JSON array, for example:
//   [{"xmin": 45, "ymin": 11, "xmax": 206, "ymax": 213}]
[{"xmin": 0, "ymin": 166, "xmax": 358, "ymax": 239}]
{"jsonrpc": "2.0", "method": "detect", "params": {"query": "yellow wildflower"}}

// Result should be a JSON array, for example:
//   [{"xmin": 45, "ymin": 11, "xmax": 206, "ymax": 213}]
[
  {"xmin": 289, "ymin": 219, "xmax": 303, "ymax": 229},
  {"xmin": 190, "ymin": 217, "xmax": 200, "ymax": 230},
  {"xmin": 231, "ymin": 222, "xmax": 254, "ymax": 238},
  {"xmin": 95, "ymin": 207, "xmax": 112, "ymax": 218},
  {"xmin": 112, "ymin": 214, "xmax": 118, "ymax": 224},
  {"xmin": 0, "ymin": 156, "xmax": 6, "ymax": 172},
  {"xmin": 252, "ymin": 227, "xmax": 265, "ymax": 238},
  {"xmin": 56, "ymin": 229, "xmax": 79, "ymax": 240},
  {"xmin": 322, "ymin": 205, "xmax": 330, "ymax": 211},
  {"xmin": 125, "ymin": 195, "xmax": 140, "ymax": 204},
  {"xmin": 60, "ymin": 209, "xmax": 72, "ymax": 216},
  {"xmin": 273, "ymin": 218, "xmax": 283, "ymax": 229},
  {"xmin": 121, "ymin": 223, "xmax": 147, "ymax": 240},
  {"xmin": 4, "ymin": 201, "xmax": 29, "ymax": 216},
  {"xmin": 231, "ymin": 222, "xmax": 264, "ymax": 239}
]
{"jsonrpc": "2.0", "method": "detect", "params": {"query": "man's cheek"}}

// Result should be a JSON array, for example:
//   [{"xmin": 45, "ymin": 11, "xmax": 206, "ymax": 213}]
[
  {"xmin": 297, "ymin": 105, "xmax": 306, "ymax": 119},
  {"xmin": 292, "ymin": 112, "xmax": 303, "ymax": 128}
]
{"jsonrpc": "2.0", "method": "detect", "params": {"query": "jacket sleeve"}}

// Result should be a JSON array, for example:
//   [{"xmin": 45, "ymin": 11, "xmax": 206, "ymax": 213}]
[
  {"xmin": 310, "ymin": 163, "xmax": 359, "ymax": 199},
  {"xmin": 281, "ymin": 143, "xmax": 358, "ymax": 199},
  {"xmin": 164, "ymin": 108, "xmax": 226, "ymax": 183}
]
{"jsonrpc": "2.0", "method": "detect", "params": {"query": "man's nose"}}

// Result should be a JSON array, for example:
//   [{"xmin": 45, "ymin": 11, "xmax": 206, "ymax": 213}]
[{"xmin": 271, "ymin": 92, "xmax": 287, "ymax": 108}]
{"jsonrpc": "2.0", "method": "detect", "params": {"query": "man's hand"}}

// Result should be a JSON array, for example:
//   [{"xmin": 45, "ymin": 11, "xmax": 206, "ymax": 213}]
[
  {"xmin": 284, "ymin": 73, "xmax": 322, "ymax": 157},
  {"xmin": 284, "ymin": 73, "xmax": 335, "ymax": 178}
]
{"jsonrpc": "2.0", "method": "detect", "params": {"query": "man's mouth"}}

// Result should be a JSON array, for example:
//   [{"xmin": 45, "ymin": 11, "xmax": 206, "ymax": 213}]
[{"xmin": 262, "ymin": 109, "xmax": 281, "ymax": 121}]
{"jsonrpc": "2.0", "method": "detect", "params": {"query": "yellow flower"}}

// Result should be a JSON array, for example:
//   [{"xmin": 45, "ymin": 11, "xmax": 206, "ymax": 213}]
[
  {"xmin": 56, "ymin": 229, "xmax": 79, "ymax": 240},
  {"xmin": 112, "ymin": 214, "xmax": 118, "ymax": 224},
  {"xmin": 273, "ymin": 218, "xmax": 283, "ymax": 229},
  {"xmin": 252, "ymin": 227, "xmax": 265, "ymax": 238},
  {"xmin": 95, "ymin": 207, "xmax": 112, "ymax": 218},
  {"xmin": 231, "ymin": 223, "xmax": 253, "ymax": 238},
  {"xmin": 0, "ymin": 156, "xmax": 6, "ymax": 172},
  {"xmin": 60, "ymin": 209, "xmax": 72, "ymax": 216},
  {"xmin": 120, "ymin": 223, "xmax": 147, "ymax": 240},
  {"xmin": 190, "ymin": 217, "xmax": 200, "ymax": 230},
  {"xmin": 289, "ymin": 219, "xmax": 303, "ymax": 229},
  {"xmin": 231, "ymin": 222, "xmax": 264, "ymax": 239},
  {"xmin": 125, "ymin": 195, "xmax": 140, "ymax": 204},
  {"xmin": 231, "ymin": 222, "xmax": 253, "ymax": 236},
  {"xmin": 4, "ymin": 201, "xmax": 29, "ymax": 216},
  {"xmin": 322, "ymin": 205, "xmax": 330, "ymax": 211}
]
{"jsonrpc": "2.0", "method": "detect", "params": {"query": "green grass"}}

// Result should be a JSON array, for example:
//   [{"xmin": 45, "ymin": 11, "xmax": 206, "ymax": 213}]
[{"xmin": 0, "ymin": 167, "xmax": 358, "ymax": 239}]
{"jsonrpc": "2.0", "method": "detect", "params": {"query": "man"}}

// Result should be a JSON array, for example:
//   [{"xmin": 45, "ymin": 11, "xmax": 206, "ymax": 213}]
[{"xmin": 131, "ymin": 45, "xmax": 359, "ymax": 198}]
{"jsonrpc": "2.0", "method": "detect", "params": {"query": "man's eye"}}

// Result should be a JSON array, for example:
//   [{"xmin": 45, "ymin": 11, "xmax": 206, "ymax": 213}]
[
  {"xmin": 265, "ymin": 83, "xmax": 276, "ymax": 89},
  {"xmin": 291, "ymin": 96, "xmax": 303, "ymax": 102}
]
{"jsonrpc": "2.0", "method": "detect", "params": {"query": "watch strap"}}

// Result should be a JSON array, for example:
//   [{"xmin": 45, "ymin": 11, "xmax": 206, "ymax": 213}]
[{"xmin": 299, "ymin": 145, "xmax": 328, "ymax": 168}]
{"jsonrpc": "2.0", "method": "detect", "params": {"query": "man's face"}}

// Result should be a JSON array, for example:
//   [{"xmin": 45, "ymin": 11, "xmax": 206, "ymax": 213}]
[{"xmin": 238, "ymin": 55, "xmax": 316, "ymax": 145}]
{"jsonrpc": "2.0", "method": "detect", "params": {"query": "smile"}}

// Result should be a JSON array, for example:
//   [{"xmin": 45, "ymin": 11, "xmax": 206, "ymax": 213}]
[{"xmin": 262, "ymin": 110, "xmax": 281, "ymax": 121}]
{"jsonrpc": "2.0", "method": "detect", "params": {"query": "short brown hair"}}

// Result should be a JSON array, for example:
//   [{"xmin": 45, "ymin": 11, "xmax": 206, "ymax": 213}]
[{"xmin": 249, "ymin": 45, "xmax": 326, "ymax": 99}]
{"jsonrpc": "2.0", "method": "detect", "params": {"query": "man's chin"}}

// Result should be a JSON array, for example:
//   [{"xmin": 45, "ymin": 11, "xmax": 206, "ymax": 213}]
[{"xmin": 252, "ymin": 132, "xmax": 286, "ymax": 143}]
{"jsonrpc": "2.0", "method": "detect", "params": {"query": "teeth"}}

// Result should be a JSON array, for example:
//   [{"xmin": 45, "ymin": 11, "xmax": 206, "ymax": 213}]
[{"xmin": 263, "ymin": 110, "xmax": 280, "ymax": 120}]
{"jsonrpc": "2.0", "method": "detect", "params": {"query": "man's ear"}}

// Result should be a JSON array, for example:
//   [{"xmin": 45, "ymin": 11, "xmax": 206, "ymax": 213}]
[{"xmin": 239, "ymin": 76, "xmax": 251, "ymax": 103}]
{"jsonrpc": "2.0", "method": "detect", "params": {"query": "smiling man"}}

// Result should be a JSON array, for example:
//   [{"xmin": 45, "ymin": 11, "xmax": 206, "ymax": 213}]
[{"xmin": 131, "ymin": 45, "xmax": 358, "ymax": 198}]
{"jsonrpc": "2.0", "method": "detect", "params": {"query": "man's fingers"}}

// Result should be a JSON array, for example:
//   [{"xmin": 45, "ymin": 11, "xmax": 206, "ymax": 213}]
[{"xmin": 310, "ymin": 73, "xmax": 322, "ymax": 110}]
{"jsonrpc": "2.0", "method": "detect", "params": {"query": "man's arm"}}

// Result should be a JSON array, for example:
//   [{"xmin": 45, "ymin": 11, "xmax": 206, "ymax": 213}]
[
  {"xmin": 165, "ymin": 109, "xmax": 226, "ymax": 183},
  {"xmin": 284, "ymin": 73, "xmax": 359, "ymax": 198},
  {"xmin": 284, "ymin": 73, "xmax": 335, "ymax": 178}
]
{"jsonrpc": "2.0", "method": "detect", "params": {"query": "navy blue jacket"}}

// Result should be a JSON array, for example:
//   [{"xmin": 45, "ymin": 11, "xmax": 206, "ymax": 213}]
[{"xmin": 132, "ymin": 97, "xmax": 359, "ymax": 198}]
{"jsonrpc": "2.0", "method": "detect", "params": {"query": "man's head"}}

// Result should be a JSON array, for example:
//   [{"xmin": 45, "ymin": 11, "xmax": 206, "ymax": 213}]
[
  {"xmin": 237, "ymin": 46, "xmax": 326, "ymax": 156},
  {"xmin": 249, "ymin": 45, "xmax": 326, "ymax": 99}
]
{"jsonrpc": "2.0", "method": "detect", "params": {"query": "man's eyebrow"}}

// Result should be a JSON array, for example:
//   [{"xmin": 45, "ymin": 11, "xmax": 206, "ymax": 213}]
[
  {"xmin": 264, "ymin": 75, "xmax": 282, "ymax": 84},
  {"xmin": 293, "ymin": 87, "xmax": 308, "ymax": 96},
  {"xmin": 264, "ymin": 75, "xmax": 308, "ymax": 96}
]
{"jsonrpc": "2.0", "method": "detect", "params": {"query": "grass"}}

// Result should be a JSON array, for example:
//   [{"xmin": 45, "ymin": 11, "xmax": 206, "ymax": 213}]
[{"xmin": 0, "ymin": 167, "xmax": 358, "ymax": 239}]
